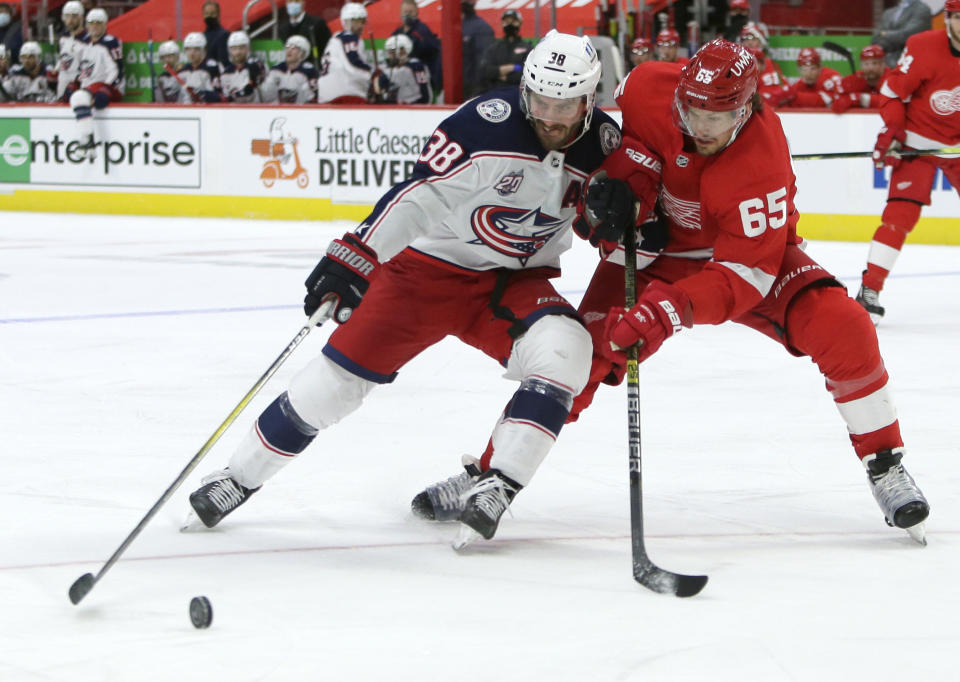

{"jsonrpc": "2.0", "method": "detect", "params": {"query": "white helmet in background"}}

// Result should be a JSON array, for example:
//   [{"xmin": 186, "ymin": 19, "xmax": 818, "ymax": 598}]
[
  {"xmin": 19, "ymin": 41, "xmax": 42, "ymax": 58},
  {"xmin": 520, "ymin": 30, "xmax": 602, "ymax": 144},
  {"xmin": 158, "ymin": 40, "xmax": 180, "ymax": 58},
  {"xmin": 62, "ymin": 1, "xmax": 84, "ymax": 16},
  {"xmin": 285, "ymin": 34, "xmax": 310, "ymax": 60},
  {"xmin": 340, "ymin": 2, "xmax": 367, "ymax": 31},
  {"xmin": 384, "ymin": 33, "xmax": 413, "ymax": 65},
  {"xmin": 86, "ymin": 8, "xmax": 108, "ymax": 23},
  {"xmin": 228, "ymin": 31, "xmax": 251, "ymax": 48},
  {"xmin": 184, "ymin": 32, "xmax": 207, "ymax": 49}
]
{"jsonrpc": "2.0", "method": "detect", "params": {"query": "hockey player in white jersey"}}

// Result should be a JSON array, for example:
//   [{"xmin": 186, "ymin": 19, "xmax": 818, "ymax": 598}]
[
  {"xmin": 174, "ymin": 32, "xmax": 223, "ymax": 103},
  {"xmin": 4, "ymin": 41, "xmax": 56, "ymax": 102},
  {"xmin": 154, "ymin": 40, "xmax": 182, "ymax": 103},
  {"xmin": 316, "ymin": 2, "xmax": 374, "ymax": 103},
  {"xmin": 260, "ymin": 34, "xmax": 317, "ymax": 104},
  {"xmin": 220, "ymin": 30, "xmax": 265, "ymax": 103},
  {"xmin": 56, "ymin": 0, "xmax": 86, "ymax": 101},
  {"xmin": 369, "ymin": 33, "xmax": 431, "ymax": 104},
  {"xmin": 186, "ymin": 31, "xmax": 621, "ymax": 549},
  {"xmin": 69, "ymin": 8, "xmax": 124, "ymax": 159}
]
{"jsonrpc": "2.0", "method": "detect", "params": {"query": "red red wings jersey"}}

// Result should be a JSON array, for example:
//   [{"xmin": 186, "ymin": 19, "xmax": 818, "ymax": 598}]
[
  {"xmin": 785, "ymin": 67, "xmax": 842, "ymax": 108},
  {"xmin": 839, "ymin": 67, "xmax": 891, "ymax": 108},
  {"xmin": 612, "ymin": 62, "xmax": 802, "ymax": 324},
  {"xmin": 881, "ymin": 29, "xmax": 960, "ymax": 146},
  {"xmin": 757, "ymin": 58, "xmax": 791, "ymax": 106}
]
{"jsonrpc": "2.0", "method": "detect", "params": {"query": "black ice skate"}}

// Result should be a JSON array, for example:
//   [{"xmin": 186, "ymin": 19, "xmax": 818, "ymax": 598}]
[
  {"xmin": 411, "ymin": 455, "xmax": 481, "ymax": 521},
  {"xmin": 855, "ymin": 278, "xmax": 885, "ymax": 326},
  {"xmin": 183, "ymin": 469, "xmax": 260, "ymax": 530},
  {"xmin": 865, "ymin": 449, "xmax": 929, "ymax": 545},
  {"xmin": 452, "ymin": 469, "xmax": 521, "ymax": 550}
]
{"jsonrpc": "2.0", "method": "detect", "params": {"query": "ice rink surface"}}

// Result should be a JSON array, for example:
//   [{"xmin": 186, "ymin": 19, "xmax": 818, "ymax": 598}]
[{"xmin": 1, "ymin": 212, "xmax": 958, "ymax": 681}]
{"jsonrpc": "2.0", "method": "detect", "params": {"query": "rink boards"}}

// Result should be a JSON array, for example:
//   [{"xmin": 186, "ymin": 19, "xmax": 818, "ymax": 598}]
[{"xmin": 0, "ymin": 103, "xmax": 956, "ymax": 243}]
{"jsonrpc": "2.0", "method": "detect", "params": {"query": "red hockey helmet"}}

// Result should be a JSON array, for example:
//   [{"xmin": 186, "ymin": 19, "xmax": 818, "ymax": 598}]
[
  {"xmin": 676, "ymin": 38, "xmax": 757, "ymax": 113},
  {"xmin": 738, "ymin": 22, "xmax": 768, "ymax": 47},
  {"xmin": 860, "ymin": 44, "xmax": 886, "ymax": 61},
  {"xmin": 729, "ymin": 0, "xmax": 750, "ymax": 11},
  {"xmin": 631, "ymin": 37, "xmax": 652, "ymax": 55},
  {"xmin": 945, "ymin": 0, "xmax": 960, "ymax": 11},
  {"xmin": 797, "ymin": 47, "xmax": 821, "ymax": 67},
  {"xmin": 656, "ymin": 28, "xmax": 680, "ymax": 46}
]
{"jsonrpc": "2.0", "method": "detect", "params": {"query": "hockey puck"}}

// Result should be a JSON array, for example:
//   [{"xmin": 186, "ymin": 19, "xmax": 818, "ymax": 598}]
[{"xmin": 189, "ymin": 596, "xmax": 213, "ymax": 629}]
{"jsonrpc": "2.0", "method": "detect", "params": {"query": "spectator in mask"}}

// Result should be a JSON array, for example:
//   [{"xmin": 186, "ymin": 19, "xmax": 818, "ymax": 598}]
[
  {"xmin": 478, "ymin": 10, "xmax": 531, "ymax": 94},
  {"xmin": 202, "ymin": 1, "xmax": 230, "ymax": 66},
  {"xmin": 392, "ymin": 0, "xmax": 441, "ymax": 93},
  {"xmin": 278, "ymin": 0, "xmax": 331, "ymax": 62},
  {"xmin": 461, "ymin": 0, "xmax": 493, "ymax": 99},
  {"xmin": 0, "ymin": 3, "xmax": 23, "ymax": 63}
]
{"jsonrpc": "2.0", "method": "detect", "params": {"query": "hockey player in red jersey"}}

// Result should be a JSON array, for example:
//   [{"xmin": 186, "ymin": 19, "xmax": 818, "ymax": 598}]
[
  {"xmin": 574, "ymin": 39, "xmax": 929, "ymax": 543},
  {"xmin": 858, "ymin": 3, "xmax": 960, "ymax": 322},
  {"xmin": 831, "ymin": 44, "xmax": 891, "ymax": 113},
  {"xmin": 186, "ymin": 32, "xmax": 622, "ymax": 549},
  {"xmin": 783, "ymin": 47, "xmax": 843, "ymax": 108},
  {"xmin": 655, "ymin": 29, "xmax": 688, "ymax": 65}
]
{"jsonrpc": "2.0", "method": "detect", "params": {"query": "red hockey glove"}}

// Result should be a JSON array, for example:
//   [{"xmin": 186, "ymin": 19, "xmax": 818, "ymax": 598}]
[
  {"xmin": 601, "ymin": 282, "xmax": 692, "ymax": 365},
  {"xmin": 304, "ymin": 233, "xmax": 380, "ymax": 324},
  {"xmin": 831, "ymin": 93, "xmax": 856, "ymax": 114},
  {"xmin": 873, "ymin": 125, "xmax": 905, "ymax": 170},
  {"xmin": 573, "ymin": 171, "xmax": 637, "ymax": 255}
]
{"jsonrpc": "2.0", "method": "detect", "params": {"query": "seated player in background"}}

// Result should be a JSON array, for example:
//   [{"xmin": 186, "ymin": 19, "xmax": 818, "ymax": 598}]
[
  {"xmin": 738, "ymin": 23, "xmax": 790, "ymax": 108},
  {"xmin": 174, "ymin": 32, "xmax": 223, "ymax": 103},
  {"xmin": 832, "ymin": 44, "xmax": 891, "ymax": 113},
  {"xmin": 154, "ymin": 40, "xmax": 183, "ymax": 102},
  {"xmin": 68, "ymin": 8, "xmax": 124, "ymax": 159},
  {"xmin": 4, "ymin": 41, "xmax": 56, "ymax": 102},
  {"xmin": 220, "ymin": 30, "xmax": 265, "ymax": 103},
  {"xmin": 261, "ymin": 35, "xmax": 318, "ymax": 104},
  {"xmin": 368, "ymin": 33, "xmax": 432, "ymax": 104},
  {"xmin": 628, "ymin": 37, "xmax": 654, "ymax": 70},
  {"xmin": 654, "ymin": 28, "xmax": 687, "ymax": 64},
  {"xmin": 782, "ymin": 47, "xmax": 842, "ymax": 108},
  {"xmin": 316, "ymin": 2, "xmax": 374, "ymax": 104}
]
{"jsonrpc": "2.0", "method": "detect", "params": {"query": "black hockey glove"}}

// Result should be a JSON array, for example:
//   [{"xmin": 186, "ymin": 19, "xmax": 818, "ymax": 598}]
[
  {"xmin": 304, "ymin": 233, "xmax": 380, "ymax": 324},
  {"xmin": 573, "ymin": 172, "xmax": 637, "ymax": 252}
]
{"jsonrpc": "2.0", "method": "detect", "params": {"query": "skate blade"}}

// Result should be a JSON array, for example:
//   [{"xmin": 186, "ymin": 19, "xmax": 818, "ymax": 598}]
[
  {"xmin": 180, "ymin": 510, "xmax": 210, "ymax": 533},
  {"xmin": 905, "ymin": 522, "xmax": 927, "ymax": 546},
  {"xmin": 451, "ymin": 524, "xmax": 482, "ymax": 551}
]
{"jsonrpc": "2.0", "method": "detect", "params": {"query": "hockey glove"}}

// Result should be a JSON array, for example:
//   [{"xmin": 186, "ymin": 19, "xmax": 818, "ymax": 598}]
[
  {"xmin": 599, "ymin": 135, "xmax": 662, "ymax": 224},
  {"xmin": 304, "ymin": 233, "xmax": 380, "ymax": 324},
  {"xmin": 602, "ymin": 281, "xmax": 692, "ymax": 365},
  {"xmin": 873, "ymin": 125, "xmax": 905, "ymax": 170},
  {"xmin": 566, "ymin": 353, "xmax": 626, "ymax": 423},
  {"xmin": 573, "ymin": 172, "xmax": 637, "ymax": 253},
  {"xmin": 830, "ymin": 92, "xmax": 856, "ymax": 114}
]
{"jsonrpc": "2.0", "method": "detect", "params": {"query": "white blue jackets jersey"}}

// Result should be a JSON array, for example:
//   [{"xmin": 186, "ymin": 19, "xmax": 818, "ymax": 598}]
[
  {"xmin": 79, "ymin": 34, "xmax": 124, "ymax": 93},
  {"xmin": 381, "ymin": 57, "xmax": 431, "ymax": 104},
  {"xmin": 56, "ymin": 31, "xmax": 86, "ymax": 99},
  {"xmin": 155, "ymin": 69, "xmax": 182, "ymax": 102},
  {"xmin": 176, "ymin": 60, "xmax": 223, "ymax": 103},
  {"xmin": 220, "ymin": 58, "xmax": 266, "ymax": 102},
  {"xmin": 355, "ymin": 88, "xmax": 622, "ymax": 271},
  {"xmin": 261, "ymin": 60, "xmax": 318, "ymax": 104},
  {"xmin": 4, "ymin": 63, "xmax": 57, "ymax": 102},
  {"xmin": 316, "ymin": 31, "xmax": 373, "ymax": 102}
]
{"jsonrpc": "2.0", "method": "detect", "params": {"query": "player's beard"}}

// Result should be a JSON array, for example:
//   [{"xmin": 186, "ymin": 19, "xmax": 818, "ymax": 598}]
[{"xmin": 534, "ymin": 119, "xmax": 580, "ymax": 151}]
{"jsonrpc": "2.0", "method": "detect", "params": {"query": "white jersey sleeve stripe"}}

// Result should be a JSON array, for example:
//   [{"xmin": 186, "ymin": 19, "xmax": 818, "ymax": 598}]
[{"xmin": 714, "ymin": 260, "xmax": 777, "ymax": 297}]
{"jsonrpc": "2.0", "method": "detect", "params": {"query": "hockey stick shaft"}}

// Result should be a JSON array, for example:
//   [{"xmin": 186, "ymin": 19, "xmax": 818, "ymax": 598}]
[
  {"xmin": 68, "ymin": 302, "xmax": 334, "ymax": 605},
  {"xmin": 622, "ymin": 224, "xmax": 707, "ymax": 598},
  {"xmin": 822, "ymin": 40, "xmax": 856, "ymax": 75},
  {"xmin": 164, "ymin": 62, "xmax": 201, "ymax": 102},
  {"xmin": 147, "ymin": 29, "xmax": 156, "ymax": 103},
  {"xmin": 792, "ymin": 147, "xmax": 960, "ymax": 160}
]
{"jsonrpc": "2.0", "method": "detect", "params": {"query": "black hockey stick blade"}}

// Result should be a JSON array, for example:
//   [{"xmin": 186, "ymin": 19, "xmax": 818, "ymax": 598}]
[
  {"xmin": 68, "ymin": 573, "xmax": 96, "ymax": 605},
  {"xmin": 635, "ymin": 559, "xmax": 708, "ymax": 597},
  {"xmin": 822, "ymin": 40, "xmax": 856, "ymax": 74}
]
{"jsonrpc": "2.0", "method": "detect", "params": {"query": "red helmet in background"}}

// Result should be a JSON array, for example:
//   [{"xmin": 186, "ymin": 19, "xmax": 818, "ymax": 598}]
[
  {"xmin": 945, "ymin": 0, "xmax": 960, "ymax": 11},
  {"xmin": 656, "ymin": 28, "xmax": 680, "ymax": 46},
  {"xmin": 738, "ymin": 21, "xmax": 768, "ymax": 47},
  {"xmin": 860, "ymin": 44, "xmax": 886, "ymax": 61},
  {"xmin": 797, "ymin": 47, "xmax": 821, "ymax": 67},
  {"xmin": 631, "ymin": 37, "xmax": 652, "ymax": 55},
  {"xmin": 729, "ymin": 0, "xmax": 750, "ymax": 10}
]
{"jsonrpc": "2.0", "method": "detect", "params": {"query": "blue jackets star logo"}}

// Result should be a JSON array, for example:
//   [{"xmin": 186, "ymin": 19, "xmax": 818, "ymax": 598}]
[{"xmin": 469, "ymin": 205, "xmax": 566, "ymax": 265}]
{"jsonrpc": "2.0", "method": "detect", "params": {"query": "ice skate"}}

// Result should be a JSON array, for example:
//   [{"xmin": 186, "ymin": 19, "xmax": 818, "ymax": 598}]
[
  {"xmin": 182, "ymin": 468, "xmax": 259, "ymax": 530},
  {"xmin": 865, "ymin": 449, "xmax": 929, "ymax": 545},
  {"xmin": 452, "ymin": 469, "xmax": 521, "ymax": 550},
  {"xmin": 855, "ymin": 281, "xmax": 885, "ymax": 325},
  {"xmin": 77, "ymin": 134, "xmax": 97, "ymax": 161},
  {"xmin": 411, "ymin": 455, "xmax": 481, "ymax": 521}
]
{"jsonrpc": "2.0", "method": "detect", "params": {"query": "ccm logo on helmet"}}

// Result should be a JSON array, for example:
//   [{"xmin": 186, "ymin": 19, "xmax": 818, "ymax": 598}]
[{"xmin": 625, "ymin": 147, "xmax": 662, "ymax": 173}]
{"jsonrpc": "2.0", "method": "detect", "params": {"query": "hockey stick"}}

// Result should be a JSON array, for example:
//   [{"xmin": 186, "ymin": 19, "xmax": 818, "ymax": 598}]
[
  {"xmin": 164, "ymin": 63, "xmax": 201, "ymax": 103},
  {"xmin": 147, "ymin": 29, "xmax": 156, "ymax": 102},
  {"xmin": 792, "ymin": 147, "xmax": 960, "ymax": 161},
  {"xmin": 822, "ymin": 40, "xmax": 856, "ymax": 75},
  {"xmin": 68, "ymin": 301, "xmax": 335, "ymax": 605},
  {"xmin": 622, "ymin": 223, "xmax": 708, "ymax": 598}
]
